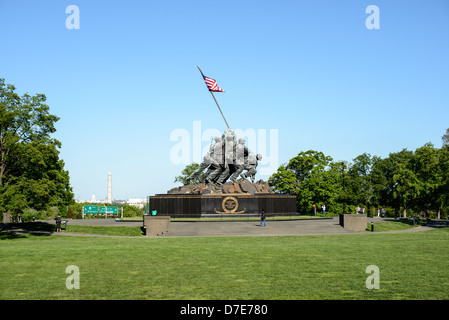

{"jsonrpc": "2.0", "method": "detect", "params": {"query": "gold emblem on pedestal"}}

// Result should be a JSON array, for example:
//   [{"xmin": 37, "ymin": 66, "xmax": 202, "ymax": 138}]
[{"xmin": 214, "ymin": 196, "xmax": 246, "ymax": 214}]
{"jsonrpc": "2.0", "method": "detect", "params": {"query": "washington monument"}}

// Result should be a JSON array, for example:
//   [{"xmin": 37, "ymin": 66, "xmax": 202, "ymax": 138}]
[{"xmin": 107, "ymin": 171, "xmax": 112, "ymax": 203}]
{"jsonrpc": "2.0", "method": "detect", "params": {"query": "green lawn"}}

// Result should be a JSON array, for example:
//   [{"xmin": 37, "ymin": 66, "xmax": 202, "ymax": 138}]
[
  {"xmin": 64, "ymin": 225, "xmax": 144, "ymax": 236},
  {"xmin": 367, "ymin": 220, "xmax": 425, "ymax": 232},
  {"xmin": 1, "ymin": 226, "xmax": 449, "ymax": 300}
]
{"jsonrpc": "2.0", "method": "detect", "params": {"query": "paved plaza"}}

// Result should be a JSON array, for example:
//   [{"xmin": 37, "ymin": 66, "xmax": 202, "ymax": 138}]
[{"xmin": 64, "ymin": 216, "xmax": 440, "ymax": 238}]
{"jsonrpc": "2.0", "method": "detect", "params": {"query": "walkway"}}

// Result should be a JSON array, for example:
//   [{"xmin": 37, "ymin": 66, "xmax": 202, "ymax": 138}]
[
  {"xmin": 3, "ymin": 217, "xmax": 447, "ymax": 238},
  {"xmin": 52, "ymin": 216, "xmax": 444, "ymax": 238}
]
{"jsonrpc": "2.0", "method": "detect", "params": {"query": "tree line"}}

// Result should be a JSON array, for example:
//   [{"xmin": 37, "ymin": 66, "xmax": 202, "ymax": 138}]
[{"xmin": 269, "ymin": 135, "xmax": 449, "ymax": 218}]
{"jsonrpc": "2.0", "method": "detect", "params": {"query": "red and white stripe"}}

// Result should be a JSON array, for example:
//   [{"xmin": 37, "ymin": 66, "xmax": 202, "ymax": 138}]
[{"xmin": 203, "ymin": 76, "xmax": 224, "ymax": 92}]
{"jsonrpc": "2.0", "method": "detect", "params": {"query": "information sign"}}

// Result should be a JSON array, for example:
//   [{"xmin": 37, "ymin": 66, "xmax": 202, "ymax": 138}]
[{"xmin": 99, "ymin": 206, "xmax": 118, "ymax": 214}]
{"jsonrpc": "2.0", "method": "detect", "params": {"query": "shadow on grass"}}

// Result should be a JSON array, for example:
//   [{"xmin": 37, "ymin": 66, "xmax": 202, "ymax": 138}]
[
  {"xmin": 396, "ymin": 218, "xmax": 449, "ymax": 228},
  {"xmin": 367, "ymin": 218, "xmax": 449, "ymax": 232},
  {"xmin": 0, "ymin": 222, "xmax": 55, "ymax": 239},
  {"xmin": 0, "ymin": 230, "xmax": 28, "ymax": 240}
]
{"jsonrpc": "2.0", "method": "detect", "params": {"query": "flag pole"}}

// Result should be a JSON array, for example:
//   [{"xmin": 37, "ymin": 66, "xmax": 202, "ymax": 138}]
[{"xmin": 197, "ymin": 65, "xmax": 230, "ymax": 129}]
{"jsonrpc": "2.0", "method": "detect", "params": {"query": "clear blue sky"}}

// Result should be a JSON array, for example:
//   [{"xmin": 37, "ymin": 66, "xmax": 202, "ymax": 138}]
[{"xmin": 1, "ymin": 0, "xmax": 448, "ymax": 201}]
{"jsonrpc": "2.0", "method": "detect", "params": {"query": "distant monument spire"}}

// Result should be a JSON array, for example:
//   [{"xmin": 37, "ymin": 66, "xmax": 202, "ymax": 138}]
[{"xmin": 107, "ymin": 171, "xmax": 112, "ymax": 203}]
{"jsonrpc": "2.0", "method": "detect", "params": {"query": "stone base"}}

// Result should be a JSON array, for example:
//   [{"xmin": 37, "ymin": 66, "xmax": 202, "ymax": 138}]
[
  {"xmin": 143, "ymin": 215, "xmax": 170, "ymax": 236},
  {"xmin": 339, "ymin": 214, "xmax": 367, "ymax": 231},
  {"xmin": 150, "ymin": 179, "xmax": 295, "ymax": 218},
  {"xmin": 149, "ymin": 193, "xmax": 296, "ymax": 218},
  {"xmin": 167, "ymin": 179, "xmax": 274, "ymax": 195}
]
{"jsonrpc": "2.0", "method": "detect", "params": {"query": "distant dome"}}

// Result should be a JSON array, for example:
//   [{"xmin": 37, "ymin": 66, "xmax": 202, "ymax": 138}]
[{"xmin": 90, "ymin": 193, "xmax": 96, "ymax": 202}]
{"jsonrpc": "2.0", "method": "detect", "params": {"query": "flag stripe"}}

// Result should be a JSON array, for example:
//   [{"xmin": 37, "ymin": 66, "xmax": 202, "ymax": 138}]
[{"xmin": 203, "ymin": 76, "xmax": 224, "ymax": 92}]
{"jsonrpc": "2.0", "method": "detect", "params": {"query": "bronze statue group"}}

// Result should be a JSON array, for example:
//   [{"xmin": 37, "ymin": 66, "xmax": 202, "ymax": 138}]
[{"xmin": 186, "ymin": 128, "xmax": 262, "ymax": 185}]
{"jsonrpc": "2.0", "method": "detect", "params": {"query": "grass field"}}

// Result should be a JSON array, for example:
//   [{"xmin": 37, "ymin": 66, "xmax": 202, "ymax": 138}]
[{"xmin": 1, "ymin": 223, "xmax": 449, "ymax": 300}]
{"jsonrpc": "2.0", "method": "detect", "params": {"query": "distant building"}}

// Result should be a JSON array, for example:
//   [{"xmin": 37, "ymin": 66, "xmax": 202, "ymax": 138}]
[{"xmin": 127, "ymin": 198, "xmax": 147, "ymax": 209}]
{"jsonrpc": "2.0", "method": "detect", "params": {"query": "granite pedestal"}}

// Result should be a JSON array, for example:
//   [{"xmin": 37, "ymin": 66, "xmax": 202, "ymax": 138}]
[
  {"xmin": 143, "ymin": 215, "xmax": 170, "ymax": 236},
  {"xmin": 339, "ymin": 214, "xmax": 367, "ymax": 231},
  {"xmin": 148, "ymin": 193, "xmax": 296, "ymax": 218}
]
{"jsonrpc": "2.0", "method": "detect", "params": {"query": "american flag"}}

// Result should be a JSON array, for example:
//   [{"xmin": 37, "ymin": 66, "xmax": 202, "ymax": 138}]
[{"xmin": 203, "ymin": 75, "xmax": 224, "ymax": 92}]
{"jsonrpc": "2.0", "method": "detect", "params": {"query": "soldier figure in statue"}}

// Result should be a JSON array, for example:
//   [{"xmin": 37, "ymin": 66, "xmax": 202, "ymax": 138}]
[
  {"xmin": 229, "ymin": 138, "xmax": 247, "ymax": 182},
  {"xmin": 216, "ymin": 134, "xmax": 237, "ymax": 185},
  {"xmin": 202, "ymin": 134, "xmax": 225, "ymax": 184},
  {"xmin": 241, "ymin": 153, "xmax": 262, "ymax": 183},
  {"xmin": 222, "ymin": 128, "xmax": 237, "ymax": 144},
  {"xmin": 186, "ymin": 136, "xmax": 221, "ymax": 184}
]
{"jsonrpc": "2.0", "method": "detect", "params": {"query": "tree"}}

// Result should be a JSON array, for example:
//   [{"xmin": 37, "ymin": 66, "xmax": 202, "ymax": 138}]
[
  {"xmin": 435, "ymin": 147, "xmax": 449, "ymax": 218},
  {"xmin": 369, "ymin": 155, "xmax": 388, "ymax": 209},
  {"xmin": 392, "ymin": 164, "xmax": 422, "ymax": 218},
  {"xmin": 0, "ymin": 80, "xmax": 59, "ymax": 185},
  {"xmin": 442, "ymin": 128, "xmax": 449, "ymax": 148},
  {"xmin": 0, "ymin": 78, "xmax": 73, "ymax": 215},
  {"xmin": 333, "ymin": 161, "xmax": 354, "ymax": 213},
  {"xmin": 269, "ymin": 150, "xmax": 343, "ymax": 215},
  {"xmin": 174, "ymin": 162, "xmax": 200, "ymax": 185},
  {"xmin": 267, "ymin": 164, "xmax": 297, "ymax": 195},
  {"xmin": 411, "ymin": 143, "xmax": 449, "ymax": 218},
  {"xmin": 348, "ymin": 153, "xmax": 374, "ymax": 210}
]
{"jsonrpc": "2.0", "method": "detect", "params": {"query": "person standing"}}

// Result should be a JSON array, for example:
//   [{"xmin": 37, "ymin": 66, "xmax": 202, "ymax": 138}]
[
  {"xmin": 377, "ymin": 208, "xmax": 380, "ymax": 217},
  {"xmin": 313, "ymin": 204, "xmax": 317, "ymax": 216},
  {"xmin": 321, "ymin": 204, "xmax": 326, "ymax": 217},
  {"xmin": 55, "ymin": 214, "xmax": 62, "ymax": 232},
  {"xmin": 259, "ymin": 209, "xmax": 266, "ymax": 227}
]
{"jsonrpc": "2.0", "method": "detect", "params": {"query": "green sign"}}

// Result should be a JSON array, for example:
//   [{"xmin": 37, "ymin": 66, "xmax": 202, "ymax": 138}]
[
  {"xmin": 83, "ymin": 205, "xmax": 98, "ymax": 214},
  {"xmin": 99, "ymin": 206, "xmax": 118, "ymax": 214}
]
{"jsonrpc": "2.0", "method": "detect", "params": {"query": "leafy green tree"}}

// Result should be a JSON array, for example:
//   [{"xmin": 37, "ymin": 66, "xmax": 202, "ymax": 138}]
[
  {"xmin": 0, "ymin": 79, "xmax": 59, "ymax": 185},
  {"xmin": 0, "ymin": 78, "xmax": 73, "ymax": 215},
  {"xmin": 174, "ymin": 162, "xmax": 200, "ymax": 185},
  {"xmin": 348, "ymin": 153, "xmax": 374, "ymax": 208},
  {"xmin": 411, "ymin": 143, "xmax": 449, "ymax": 218},
  {"xmin": 301, "ymin": 163, "xmax": 344, "ymax": 215},
  {"xmin": 435, "ymin": 147, "xmax": 449, "ymax": 218},
  {"xmin": 370, "ymin": 149, "xmax": 414, "ymax": 216},
  {"xmin": 268, "ymin": 164, "xmax": 298, "ymax": 195},
  {"xmin": 369, "ymin": 155, "xmax": 389, "ymax": 209},
  {"xmin": 442, "ymin": 128, "xmax": 449, "ymax": 148},
  {"xmin": 269, "ymin": 150, "xmax": 343, "ymax": 215},
  {"xmin": 333, "ymin": 161, "xmax": 354, "ymax": 213},
  {"xmin": 392, "ymin": 163, "xmax": 422, "ymax": 218},
  {"xmin": 346, "ymin": 153, "xmax": 388, "ymax": 215}
]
